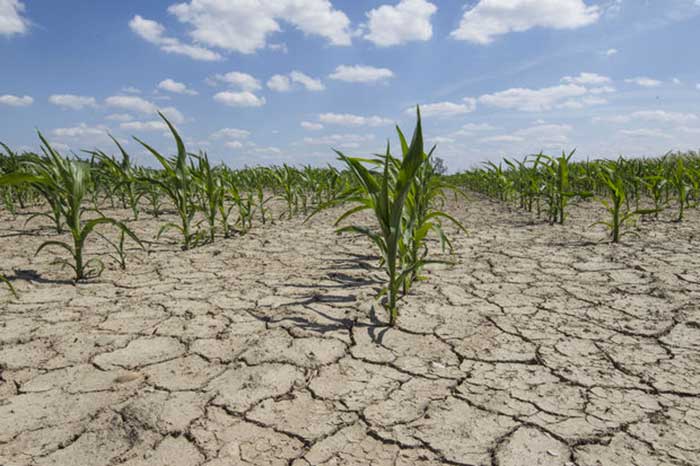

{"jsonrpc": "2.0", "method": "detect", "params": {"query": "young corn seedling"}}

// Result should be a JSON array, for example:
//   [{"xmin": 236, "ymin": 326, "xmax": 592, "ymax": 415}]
[
  {"xmin": 0, "ymin": 274, "xmax": 17, "ymax": 298},
  {"xmin": 593, "ymin": 159, "xmax": 658, "ymax": 243},
  {"xmin": 669, "ymin": 157, "xmax": 691, "ymax": 222},
  {"xmin": 397, "ymin": 127, "xmax": 467, "ymax": 294},
  {"xmin": 4, "ymin": 135, "xmax": 142, "ymax": 280},
  {"xmin": 333, "ymin": 108, "xmax": 456, "ymax": 326},
  {"xmin": 136, "ymin": 113, "xmax": 201, "ymax": 250},
  {"xmin": 96, "ymin": 229, "xmax": 133, "ymax": 270},
  {"xmin": 87, "ymin": 136, "xmax": 143, "ymax": 220},
  {"xmin": 192, "ymin": 152, "xmax": 222, "ymax": 242}
]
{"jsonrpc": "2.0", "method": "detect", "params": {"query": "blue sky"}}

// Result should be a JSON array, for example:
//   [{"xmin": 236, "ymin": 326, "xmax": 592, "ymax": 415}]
[{"xmin": 1, "ymin": 0, "xmax": 699, "ymax": 171}]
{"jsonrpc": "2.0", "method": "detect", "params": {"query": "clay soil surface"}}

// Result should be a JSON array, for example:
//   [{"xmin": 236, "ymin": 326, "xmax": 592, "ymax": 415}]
[{"xmin": 1, "ymin": 197, "xmax": 699, "ymax": 466}]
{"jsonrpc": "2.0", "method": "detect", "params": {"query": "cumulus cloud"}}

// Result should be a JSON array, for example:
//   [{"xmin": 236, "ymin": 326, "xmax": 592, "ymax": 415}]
[
  {"xmin": 561, "ymin": 72, "xmax": 611, "ymax": 85},
  {"xmin": 158, "ymin": 78, "xmax": 198, "ymax": 95},
  {"xmin": 329, "ymin": 65, "xmax": 395, "ymax": 83},
  {"xmin": 213, "ymin": 91, "xmax": 266, "ymax": 107},
  {"xmin": 267, "ymin": 71, "xmax": 324, "ymax": 92},
  {"xmin": 210, "ymin": 71, "xmax": 262, "ymax": 92},
  {"xmin": 364, "ymin": 0, "xmax": 437, "ymax": 46},
  {"xmin": 120, "ymin": 121, "xmax": 168, "ymax": 132},
  {"xmin": 318, "ymin": 113, "xmax": 392, "ymax": 127},
  {"xmin": 301, "ymin": 121, "xmax": 324, "ymax": 130},
  {"xmin": 49, "ymin": 94, "xmax": 98, "ymax": 110},
  {"xmin": 105, "ymin": 95, "xmax": 158, "ymax": 114},
  {"xmin": 225, "ymin": 141, "xmax": 244, "ymax": 149},
  {"xmin": 129, "ymin": 15, "xmax": 222, "ymax": 61},
  {"xmin": 52, "ymin": 123, "xmax": 108, "ymax": 138},
  {"xmin": 0, "ymin": 94, "xmax": 33, "ymax": 107},
  {"xmin": 478, "ymin": 84, "xmax": 588, "ymax": 112},
  {"xmin": 605, "ymin": 48, "xmax": 618, "ymax": 56},
  {"xmin": 619, "ymin": 128, "xmax": 671, "ymax": 139},
  {"xmin": 624, "ymin": 77, "xmax": 662, "ymax": 87},
  {"xmin": 480, "ymin": 124, "xmax": 572, "ymax": 145},
  {"xmin": 105, "ymin": 95, "xmax": 184, "ymax": 123},
  {"xmin": 303, "ymin": 133, "xmax": 376, "ymax": 146},
  {"xmin": 211, "ymin": 128, "xmax": 251, "ymax": 139},
  {"xmin": 166, "ymin": 0, "xmax": 352, "ymax": 54},
  {"xmin": 411, "ymin": 99, "xmax": 477, "ymax": 117},
  {"xmin": 451, "ymin": 0, "xmax": 599, "ymax": 44},
  {"xmin": 289, "ymin": 71, "xmax": 325, "ymax": 91},
  {"xmin": 106, "ymin": 113, "xmax": 134, "ymax": 122},
  {"xmin": 593, "ymin": 111, "xmax": 698, "ymax": 124},
  {"xmin": 0, "ymin": 0, "xmax": 29, "ymax": 37},
  {"xmin": 267, "ymin": 75, "xmax": 291, "ymax": 92}
]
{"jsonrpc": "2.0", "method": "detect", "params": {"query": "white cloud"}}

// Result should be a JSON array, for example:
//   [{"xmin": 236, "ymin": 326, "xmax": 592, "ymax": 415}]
[
  {"xmin": 158, "ymin": 78, "xmax": 198, "ymax": 95},
  {"xmin": 672, "ymin": 78, "xmax": 682, "ymax": 85},
  {"xmin": 225, "ymin": 141, "xmax": 244, "ymax": 149},
  {"xmin": 129, "ymin": 15, "xmax": 222, "ymax": 61},
  {"xmin": 214, "ymin": 91, "xmax": 266, "ymax": 107},
  {"xmin": 211, "ymin": 128, "xmax": 251, "ymax": 139},
  {"xmin": 106, "ymin": 113, "xmax": 134, "ymax": 122},
  {"xmin": 451, "ymin": 0, "xmax": 599, "ymax": 44},
  {"xmin": 122, "ymin": 86, "xmax": 141, "ymax": 94},
  {"xmin": 624, "ymin": 77, "xmax": 662, "ymax": 87},
  {"xmin": 211, "ymin": 71, "xmax": 262, "ymax": 92},
  {"xmin": 480, "ymin": 135, "xmax": 524, "ymax": 143},
  {"xmin": 461, "ymin": 123, "xmax": 497, "ymax": 131},
  {"xmin": 480, "ymin": 124, "xmax": 572, "ymax": 145},
  {"xmin": 0, "ymin": 94, "xmax": 33, "ymax": 107},
  {"xmin": 589, "ymin": 86, "xmax": 616, "ymax": 94},
  {"xmin": 48, "ymin": 94, "xmax": 97, "ymax": 110},
  {"xmin": 158, "ymin": 107, "xmax": 185, "ymax": 124},
  {"xmin": 515, "ymin": 123, "xmax": 572, "ymax": 139},
  {"xmin": 696, "ymin": 83, "xmax": 700, "ymax": 91},
  {"xmin": 0, "ymin": 0, "xmax": 29, "ymax": 37},
  {"xmin": 364, "ymin": 0, "xmax": 437, "ymax": 46},
  {"xmin": 411, "ymin": 99, "xmax": 476, "ymax": 117},
  {"xmin": 253, "ymin": 146, "xmax": 282, "ymax": 154},
  {"xmin": 105, "ymin": 95, "xmax": 184, "ymax": 123},
  {"xmin": 52, "ymin": 123, "xmax": 108, "ymax": 138},
  {"xmin": 561, "ymin": 72, "xmax": 611, "ymax": 85},
  {"xmin": 120, "ymin": 120, "xmax": 168, "ymax": 132},
  {"xmin": 267, "ymin": 71, "xmax": 324, "ymax": 92},
  {"xmin": 289, "ymin": 71, "xmax": 325, "ymax": 91},
  {"xmin": 478, "ymin": 84, "xmax": 587, "ymax": 112},
  {"xmin": 594, "ymin": 111, "xmax": 698, "ymax": 124},
  {"xmin": 301, "ymin": 121, "xmax": 324, "ymax": 130},
  {"xmin": 303, "ymin": 133, "xmax": 376, "ymax": 145},
  {"xmin": 605, "ymin": 48, "xmax": 618, "ymax": 57},
  {"xmin": 319, "ymin": 113, "xmax": 392, "ymax": 127},
  {"xmin": 167, "ymin": 0, "xmax": 352, "ymax": 54},
  {"xmin": 105, "ymin": 95, "xmax": 158, "ymax": 114},
  {"xmin": 619, "ymin": 128, "xmax": 671, "ymax": 139},
  {"xmin": 558, "ymin": 96, "xmax": 608, "ymax": 109},
  {"xmin": 267, "ymin": 75, "xmax": 291, "ymax": 92},
  {"xmin": 329, "ymin": 65, "xmax": 395, "ymax": 83}
]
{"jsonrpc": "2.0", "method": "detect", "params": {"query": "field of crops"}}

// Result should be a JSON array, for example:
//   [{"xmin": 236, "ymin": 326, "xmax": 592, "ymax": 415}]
[{"xmin": 1, "ymin": 113, "xmax": 699, "ymax": 465}]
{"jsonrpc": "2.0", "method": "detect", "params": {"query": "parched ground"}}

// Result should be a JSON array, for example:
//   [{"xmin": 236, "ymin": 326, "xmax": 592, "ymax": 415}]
[{"xmin": 1, "ymin": 196, "xmax": 699, "ymax": 466}]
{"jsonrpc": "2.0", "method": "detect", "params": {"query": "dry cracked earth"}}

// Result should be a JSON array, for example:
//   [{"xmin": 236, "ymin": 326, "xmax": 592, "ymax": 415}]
[{"xmin": 1, "ymin": 197, "xmax": 699, "ymax": 466}]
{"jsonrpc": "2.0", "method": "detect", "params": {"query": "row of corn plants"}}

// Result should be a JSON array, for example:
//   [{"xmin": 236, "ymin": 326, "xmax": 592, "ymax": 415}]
[
  {"xmin": 0, "ymin": 113, "xmax": 354, "ymax": 292},
  {"xmin": 448, "ymin": 151, "xmax": 700, "ymax": 242}
]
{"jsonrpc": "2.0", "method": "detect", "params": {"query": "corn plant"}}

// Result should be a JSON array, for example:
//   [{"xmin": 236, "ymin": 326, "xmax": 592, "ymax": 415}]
[
  {"xmin": 0, "ymin": 274, "xmax": 16, "ymax": 298},
  {"xmin": 87, "ymin": 136, "xmax": 143, "ymax": 220},
  {"xmin": 333, "ymin": 108, "xmax": 462, "ymax": 326},
  {"xmin": 3, "ymin": 135, "xmax": 142, "ymax": 280},
  {"xmin": 669, "ymin": 157, "xmax": 691, "ymax": 222},
  {"xmin": 593, "ymin": 159, "xmax": 657, "ymax": 243},
  {"xmin": 191, "ymin": 152, "xmax": 222, "ymax": 242},
  {"xmin": 136, "ymin": 113, "xmax": 201, "ymax": 250},
  {"xmin": 398, "ymin": 127, "xmax": 467, "ymax": 293}
]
